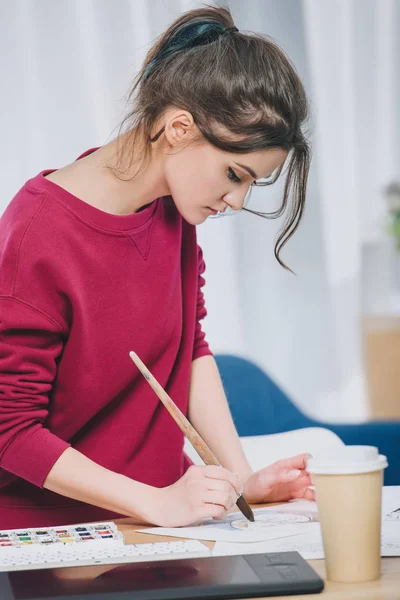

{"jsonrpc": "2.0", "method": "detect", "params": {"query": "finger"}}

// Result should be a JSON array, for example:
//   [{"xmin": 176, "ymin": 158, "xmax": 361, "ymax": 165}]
[
  {"xmin": 304, "ymin": 487, "xmax": 316, "ymax": 500},
  {"xmin": 263, "ymin": 468, "xmax": 312, "ymax": 491},
  {"xmin": 288, "ymin": 471, "xmax": 312, "ymax": 485},
  {"xmin": 286, "ymin": 475, "xmax": 314, "ymax": 496},
  {"xmin": 292, "ymin": 486, "xmax": 316, "ymax": 501},
  {"xmin": 203, "ymin": 466, "xmax": 239, "ymax": 492},
  {"xmin": 272, "ymin": 453, "xmax": 312, "ymax": 471},
  {"xmin": 206, "ymin": 479, "xmax": 234, "ymax": 494},
  {"xmin": 196, "ymin": 499, "xmax": 230, "ymax": 521},
  {"xmin": 273, "ymin": 468, "xmax": 303, "ymax": 483},
  {"xmin": 203, "ymin": 490, "xmax": 237, "ymax": 510},
  {"xmin": 256, "ymin": 467, "xmax": 298, "ymax": 490},
  {"xmin": 198, "ymin": 504, "xmax": 228, "ymax": 521}
]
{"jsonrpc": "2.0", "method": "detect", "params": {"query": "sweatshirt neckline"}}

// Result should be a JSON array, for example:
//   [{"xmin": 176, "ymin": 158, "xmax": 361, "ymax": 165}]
[{"xmin": 28, "ymin": 147, "xmax": 162, "ymax": 232}]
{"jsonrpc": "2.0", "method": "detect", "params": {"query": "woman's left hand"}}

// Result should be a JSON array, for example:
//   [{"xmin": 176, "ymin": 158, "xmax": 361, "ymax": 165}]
[{"xmin": 242, "ymin": 453, "xmax": 315, "ymax": 504}]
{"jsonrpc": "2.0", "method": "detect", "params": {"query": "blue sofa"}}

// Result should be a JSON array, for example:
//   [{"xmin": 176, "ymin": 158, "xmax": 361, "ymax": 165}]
[{"xmin": 215, "ymin": 354, "xmax": 400, "ymax": 485}]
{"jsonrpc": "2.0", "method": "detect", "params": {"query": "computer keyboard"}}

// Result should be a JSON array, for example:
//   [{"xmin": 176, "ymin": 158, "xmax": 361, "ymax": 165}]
[
  {"xmin": 0, "ymin": 521, "xmax": 211, "ymax": 572},
  {"xmin": 0, "ymin": 539, "xmax": 211, "ymax": 571}
]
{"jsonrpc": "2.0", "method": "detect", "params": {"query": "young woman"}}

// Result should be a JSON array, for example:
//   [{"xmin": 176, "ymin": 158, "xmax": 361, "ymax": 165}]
[{"xmin": 0, "ymin": 4, "xmax": 314, "ymax": 529}]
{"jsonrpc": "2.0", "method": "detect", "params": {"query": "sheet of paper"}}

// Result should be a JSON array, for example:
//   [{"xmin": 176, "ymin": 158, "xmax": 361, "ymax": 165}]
[
  {"xmin": 139, "ymin": 523, "xmax": 308, "ymax": 543},
  {"xmin": 213, "ymin": 523, "xmax": 325, "ymax": 559},
  {"xmin": 139, "ymin": 487, "xmax": 400, "ymax": 551},
  {"xmin": 213, "ymin": 522, "xmax": 400, "ymax": 559},
  {"xmin": 247, "ymin": 499, "xmax": 319, "ymax": 521},
  {"xmin": 241, "ymin": 487, "xmax": 400, "ymax": 521},
  {"xmin": 138, "ymin": 507, "xmax": 309, "ymax": 542},
  {"xmin": 212, "ymin": 487, "xmax": 400, "ymax": 559},
  {"xmin": 382, "ymin": 485, "xmax": 400, "ymax": 517}
]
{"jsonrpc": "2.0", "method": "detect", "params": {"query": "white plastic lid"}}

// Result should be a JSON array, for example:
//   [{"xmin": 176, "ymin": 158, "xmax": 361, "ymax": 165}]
[{"xmin": 306, "ymin": 445, "xmax": 388, "ymax": 475}]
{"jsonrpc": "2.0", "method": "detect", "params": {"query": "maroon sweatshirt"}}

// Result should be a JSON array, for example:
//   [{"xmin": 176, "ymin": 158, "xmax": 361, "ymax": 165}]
[{"xmin": 0, "ymin": 148, "xmax": 212, "ymax": 529}]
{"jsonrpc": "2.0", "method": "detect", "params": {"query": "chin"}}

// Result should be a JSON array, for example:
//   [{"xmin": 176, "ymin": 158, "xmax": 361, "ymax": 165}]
[
  {"xmin": 170, "ymin": 196, "xmax": 209, "ymax": 225},
  {"xmin": 183, "ymin": 216, "xmax": 206, "ymax": 226},
  {"xmin": 180, "ymin": 208, "xmax": 209, "ymax": 226}
]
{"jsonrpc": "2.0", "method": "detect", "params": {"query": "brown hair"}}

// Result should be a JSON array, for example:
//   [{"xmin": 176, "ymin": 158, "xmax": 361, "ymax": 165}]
[{"xmin": 112, "ymin": 3, "xmax": 311, "ymax": 271}]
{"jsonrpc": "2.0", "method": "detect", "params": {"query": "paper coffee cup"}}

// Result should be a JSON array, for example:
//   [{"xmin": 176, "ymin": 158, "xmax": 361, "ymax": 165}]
[{"xmin": 307, "ymin": 446, "xmax": 388, "ymax": 583}]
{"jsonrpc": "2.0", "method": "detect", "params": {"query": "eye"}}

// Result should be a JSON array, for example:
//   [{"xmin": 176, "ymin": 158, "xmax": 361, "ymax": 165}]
[{"xmin": 228, "ymin": 167, "xmax": 242, "ymax": 183}]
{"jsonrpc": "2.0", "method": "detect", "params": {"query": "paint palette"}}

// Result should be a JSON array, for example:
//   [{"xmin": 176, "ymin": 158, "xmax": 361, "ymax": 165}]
[{"xmin": 0, "ymin": 521, "xmax": 124, "ymax": 549}]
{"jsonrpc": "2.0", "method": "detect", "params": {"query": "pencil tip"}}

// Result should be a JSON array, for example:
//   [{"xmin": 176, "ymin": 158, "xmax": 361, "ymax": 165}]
[{"xmin": 236, "ymin": 494, "xmax": 255, "ymax": 522}]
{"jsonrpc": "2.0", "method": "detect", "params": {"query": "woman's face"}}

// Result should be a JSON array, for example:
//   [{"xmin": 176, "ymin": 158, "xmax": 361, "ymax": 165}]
[{"xmin": 161, "ymin": 108, "xmax": 289, "ymax": 225}]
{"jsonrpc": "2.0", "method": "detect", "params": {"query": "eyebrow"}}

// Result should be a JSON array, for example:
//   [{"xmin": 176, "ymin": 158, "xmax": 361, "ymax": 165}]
[{"xmin": 234, "ymin": 162, "xmax": 259, "ymax": 180}]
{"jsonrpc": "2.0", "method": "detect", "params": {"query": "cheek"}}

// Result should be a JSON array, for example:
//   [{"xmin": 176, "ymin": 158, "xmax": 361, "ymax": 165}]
[
  {"xmin": 165, "ymin": 157, "xmax": 218, "ymax": 206},
  {"xmin": 165, "ymin": 161, "xmax": 194, "ymax": 200}
]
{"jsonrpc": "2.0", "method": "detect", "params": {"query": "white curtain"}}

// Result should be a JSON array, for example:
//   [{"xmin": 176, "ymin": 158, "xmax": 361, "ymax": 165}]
[
  {"xmin": 301, "ymin": 0, "xmax": 400, "ymax": 419},
  {"xmin": 2, "ymin": 0, "xmax": 399, "ymax": 421}
]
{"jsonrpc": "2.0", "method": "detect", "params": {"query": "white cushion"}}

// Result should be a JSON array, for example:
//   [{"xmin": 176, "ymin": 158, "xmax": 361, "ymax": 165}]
[{"xmin": 183, "ymin": 427, "xmax": 345, "ymax": 471}]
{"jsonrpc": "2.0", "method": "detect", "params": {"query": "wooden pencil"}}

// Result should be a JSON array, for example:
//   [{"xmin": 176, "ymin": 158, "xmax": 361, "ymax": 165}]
[{"xmin": 129, "ymin": 350, "xmax": 254, "ymax": 523}]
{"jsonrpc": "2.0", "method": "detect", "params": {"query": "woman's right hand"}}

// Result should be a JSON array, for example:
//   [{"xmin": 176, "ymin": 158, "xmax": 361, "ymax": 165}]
[{"xmin": 147, "ymin": 465, "xmax": 241, "ymax": 527}]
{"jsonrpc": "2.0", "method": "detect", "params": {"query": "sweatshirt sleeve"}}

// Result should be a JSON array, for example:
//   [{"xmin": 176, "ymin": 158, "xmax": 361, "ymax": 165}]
[
  {"xmin": 0, "ymin": 295, "xmax": 71, "ymax": 488},
  {"xmin": 192, "ymin": 245, "xmax": 213, "ymax": 361}
]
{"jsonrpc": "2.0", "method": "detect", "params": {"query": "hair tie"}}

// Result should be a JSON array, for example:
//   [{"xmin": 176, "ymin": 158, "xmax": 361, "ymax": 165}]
[{"xmin": 143, "ymin": 24, "xmax": 240, "ymax": 81}]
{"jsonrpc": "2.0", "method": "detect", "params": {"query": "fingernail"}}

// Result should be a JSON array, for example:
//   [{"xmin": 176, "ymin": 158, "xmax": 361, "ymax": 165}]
[{"xmin": 288, "ymin": 469, "xmax": 301, "ymax": 478}]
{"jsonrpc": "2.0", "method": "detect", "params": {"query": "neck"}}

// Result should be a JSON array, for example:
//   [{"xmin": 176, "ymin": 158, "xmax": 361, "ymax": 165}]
[{"xmin": 91, "ymin": 129, "xmax": 171, "ymax": 215}]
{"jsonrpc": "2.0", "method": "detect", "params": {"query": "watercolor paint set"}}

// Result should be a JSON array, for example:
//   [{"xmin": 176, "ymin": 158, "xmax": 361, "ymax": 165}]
[{"xmin": 0, "ymin": 521, "xmax": 124, "ymax": 550}]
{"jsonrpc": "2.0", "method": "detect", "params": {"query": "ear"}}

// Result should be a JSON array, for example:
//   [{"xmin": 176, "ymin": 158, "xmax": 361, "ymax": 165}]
[{"xmin": 164, "ymin": 110, "xmax": 197, "ymax": 148}]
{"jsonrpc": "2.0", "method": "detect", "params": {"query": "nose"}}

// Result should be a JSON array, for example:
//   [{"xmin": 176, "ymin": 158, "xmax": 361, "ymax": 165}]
[{"xmin": 224, "ymin": 188, "xmax": 249, "ymax": 212}]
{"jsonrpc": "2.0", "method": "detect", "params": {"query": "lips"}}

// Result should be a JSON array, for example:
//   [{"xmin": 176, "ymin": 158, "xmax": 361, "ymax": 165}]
[{"xmin": 207, "ymin": 207, "xmax": 219, "ymax": 215}]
